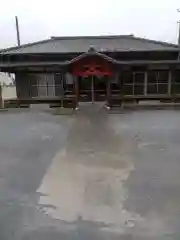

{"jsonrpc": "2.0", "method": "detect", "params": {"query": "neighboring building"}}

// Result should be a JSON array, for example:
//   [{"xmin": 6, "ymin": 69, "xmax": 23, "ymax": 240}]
[
  {"xmin": 0, "ymin": 73, "xmax": 16, "ymax": 100},
  {"xmin": 0, "ymin": 72, "xmax": 14, "ymax": 85},
  {"xmin": 0, "ymin": 35, "xmax": 180, "ymax": 107}
]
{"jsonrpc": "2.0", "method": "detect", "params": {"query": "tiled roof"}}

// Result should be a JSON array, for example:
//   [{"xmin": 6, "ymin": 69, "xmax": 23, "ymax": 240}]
[{"xmin": 0, "ymin": 35, "xmax": 179, "ymax": 54}]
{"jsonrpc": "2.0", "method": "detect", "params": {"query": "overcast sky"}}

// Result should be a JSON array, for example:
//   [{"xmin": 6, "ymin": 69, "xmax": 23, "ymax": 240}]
[{"xmin": 0, "ymin": 0, "xmax": 180, "ymax": 48}]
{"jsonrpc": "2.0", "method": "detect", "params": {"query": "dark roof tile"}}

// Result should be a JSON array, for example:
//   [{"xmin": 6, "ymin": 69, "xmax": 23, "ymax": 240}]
[{"xmin": 0, "ymin": 35, "xmax": 179, "ymax": 54}]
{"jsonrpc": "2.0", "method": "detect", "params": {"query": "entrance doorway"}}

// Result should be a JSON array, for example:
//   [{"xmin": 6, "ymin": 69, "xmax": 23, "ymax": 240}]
[
  {"xmin": 71, "ymin": 54, "xmax": 113, "ymax": 106},
  {"xmin": 78, "ymin": 76, "xmax": 107, "ymax": 103}
]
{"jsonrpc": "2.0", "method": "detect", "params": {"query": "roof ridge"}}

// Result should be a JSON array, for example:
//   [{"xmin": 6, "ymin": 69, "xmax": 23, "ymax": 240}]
[
  {"xmin": 50, "ymin": 35, "xmax": 134, "ymax": 40},
  {"xmin": 51, "ymin": 35, "xmax": 179, "ymax": 47}
]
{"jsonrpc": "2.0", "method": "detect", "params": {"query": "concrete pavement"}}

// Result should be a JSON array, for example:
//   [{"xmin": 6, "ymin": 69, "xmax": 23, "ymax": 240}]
[{"xmin": 0, "ymin": 107, "xmax": 180, "ymax": 239}]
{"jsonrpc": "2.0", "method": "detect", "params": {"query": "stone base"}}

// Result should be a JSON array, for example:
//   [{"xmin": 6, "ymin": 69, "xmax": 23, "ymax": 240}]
[
  {"xmin": 49, "ymin": 103, "xmax": 61, "ymax": 108},
  {"xmin": 19, "ymin": 104, "xmax": 30, "ymax": 108},
  {"xmin": 0, "ymin": 108, "xmax": 8, "ymax": 112}
]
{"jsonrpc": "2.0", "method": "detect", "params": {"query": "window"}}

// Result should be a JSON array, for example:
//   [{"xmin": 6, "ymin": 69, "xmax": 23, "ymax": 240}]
[
  {"xmin": 29, "ymin": 74, "xmax": 55, "ymax": 97},
  {"xmin": 122, "ymin": 71, "xmax": 145, "ymax": 95},
  {"xmin": 54, "ymin": 73, "xmax": 64, "ymax": 97},
  {"xmin": 134, "ymin": 72, "xmax": 145, "ymax": 95},
  {"xmin": 147, "ymin": 70, "xmax": 168, "ymax": 95},
  {"xmin": 172, "ymin": 70, "xmax": 180, "ymax": 94},
  {"xmin": 110, "ymin": 73, "xmax": 120, "ymax": 90},
  {"xmin": 65, "ymin": 73, "xmax": 74, "ymax": 85},
  {"xmin": 64, "ymin": 73, "xmax": 74, "ymax": 94}
]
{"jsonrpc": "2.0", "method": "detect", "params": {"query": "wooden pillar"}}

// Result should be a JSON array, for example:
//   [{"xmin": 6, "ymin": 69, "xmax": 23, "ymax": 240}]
[
  {"xmin": 144, "ymin": 71, "xmax": 148, "ymax": 96},
  {"xmin": 15, "ymin": 72, "xmax": 30, "ymax": 107},
  {"xmin": 74, "ymin": 75, "xmax": 79, "ymax": 108},
  {"xmin": 119, "ymin": 70, "xmax": 124, "ymax": 107},
  {"xmin": 171, "ymin": 67, "xmax": 175, "ymax": 100},
  {"xmin": 168, "ymin": 70, "xmax": 172, "ymax": 95},
  {"xmin": 106, "ymin": 76, "xmax": 111, "ymax": 107},
  {"xmin": 120, "ymin": 70, "xmax": 123, "ymax": 97},
  {"xmin": 0, "ymin": 84, "xmax": 3, "ymax": 108},
  {"xmin": 60, "ymin": 73, "xmax": 64, "ymax": 107},
  {"xmin": 54, "ymin": 71, "xmax": 64, "ymax": 107},
  {"xmin": 91, "ymin": 76, "xmax": 95, "ymax": 104}
]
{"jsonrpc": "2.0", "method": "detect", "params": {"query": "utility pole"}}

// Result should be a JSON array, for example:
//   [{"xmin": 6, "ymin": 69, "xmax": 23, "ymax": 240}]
[
  {"xmin": 15, "ymin": 16, "xmax": 20, "ymax": 46},
  {"xmin": 177, "ymin": 9, "xmax": 180, "ymax": 46}
]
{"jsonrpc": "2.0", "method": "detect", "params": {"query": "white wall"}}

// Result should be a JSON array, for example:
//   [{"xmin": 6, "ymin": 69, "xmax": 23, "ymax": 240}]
[
  {"xmin": 2, "ymin": 86, "xmax": 16, "ymax": 100},
  {"xmin": 0, "ymin": 72, "xmax": 16, "ymax": 100}
]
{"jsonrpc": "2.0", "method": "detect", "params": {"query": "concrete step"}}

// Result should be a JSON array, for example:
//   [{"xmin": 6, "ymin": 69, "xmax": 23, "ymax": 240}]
[{"xmin": 77, "ymin": 102, "xmax": 108, "ymax": 114}]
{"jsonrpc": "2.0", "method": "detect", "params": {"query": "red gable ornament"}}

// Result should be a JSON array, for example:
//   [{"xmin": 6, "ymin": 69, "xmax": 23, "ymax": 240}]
[{"xmin": 71, "ymin": 56, "xmax": 113, "ymax": 77}]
